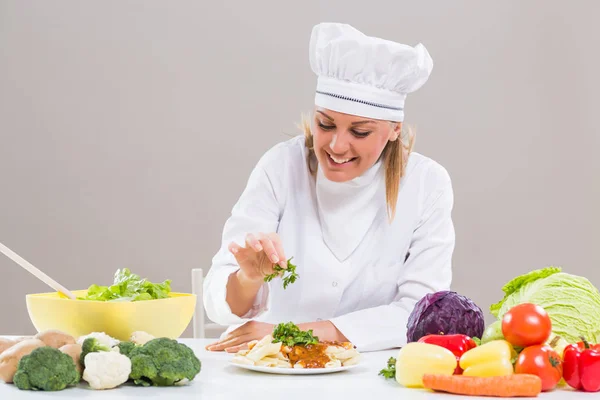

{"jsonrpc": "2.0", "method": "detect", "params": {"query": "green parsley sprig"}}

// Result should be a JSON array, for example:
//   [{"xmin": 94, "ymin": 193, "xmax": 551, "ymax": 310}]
[
  {"xmin": 263, "ymin": 257, "xmax": 299, "ymax": 289},
  {"xmin": 378, "ymin": 357, "xmax": 397, "ymax": 379},
  {"xmin": 271, "ymin": 322, "xmax": 319, "ymax": 347}
]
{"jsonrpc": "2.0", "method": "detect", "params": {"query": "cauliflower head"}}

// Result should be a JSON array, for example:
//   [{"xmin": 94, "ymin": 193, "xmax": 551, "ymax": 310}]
[{"xmin": 82, "ymin": 351, "xmax": 131, "ymax": 390}]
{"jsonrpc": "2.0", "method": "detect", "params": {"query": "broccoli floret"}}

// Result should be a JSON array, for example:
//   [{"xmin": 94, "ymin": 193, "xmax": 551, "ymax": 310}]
[
  {"xmin": 129, "ymin": 338, "xmax": 201, "ymax": 386},
  {"xmin": 81, "ymin": 337, "xmax": 110, "ymax": 367},
  {"xmin": 115, "ymin": 341, "xmax": 136, "ymax": 358},
  {"xmin": 13, "ymin": 347, "xmax": 80, "ymax": 391}
]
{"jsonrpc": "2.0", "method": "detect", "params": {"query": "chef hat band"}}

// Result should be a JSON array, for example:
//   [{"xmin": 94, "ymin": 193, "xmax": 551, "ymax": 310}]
[{"xmin": 309, "ymin": 23, "xmax": 434, "ymax": 122}]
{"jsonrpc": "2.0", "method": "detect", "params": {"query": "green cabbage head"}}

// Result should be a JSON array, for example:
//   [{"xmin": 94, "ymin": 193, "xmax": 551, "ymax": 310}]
[{"xmin": 490, "ymin": 266, "xmax": 600, "ymax": 344}]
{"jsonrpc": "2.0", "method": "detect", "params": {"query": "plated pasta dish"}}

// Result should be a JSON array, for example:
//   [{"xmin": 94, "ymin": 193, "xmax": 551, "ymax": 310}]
[{"xmin": 231, "ymin": 322, "xmax": 361, "ymax": 370}]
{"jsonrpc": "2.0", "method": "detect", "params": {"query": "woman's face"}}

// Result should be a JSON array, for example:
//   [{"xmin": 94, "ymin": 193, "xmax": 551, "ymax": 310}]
[{"xmin": 312, "ymin": 107, "xmax": 401, "ymax": 182}]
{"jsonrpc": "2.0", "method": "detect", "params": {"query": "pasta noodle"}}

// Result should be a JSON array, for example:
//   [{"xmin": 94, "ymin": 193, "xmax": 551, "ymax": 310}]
[
  {"xmin": 246, "ymin": 340, "xmax": 282, "ymax": 362},
  {"xmin": 324, "ymin": 359, "xmax": 342, "ymax": 368}
]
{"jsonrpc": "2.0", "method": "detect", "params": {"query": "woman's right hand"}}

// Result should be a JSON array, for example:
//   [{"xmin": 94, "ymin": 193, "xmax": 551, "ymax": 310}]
[{"xmin": 228, "ymin": 232, "xmax": 287, "ymax": 284}]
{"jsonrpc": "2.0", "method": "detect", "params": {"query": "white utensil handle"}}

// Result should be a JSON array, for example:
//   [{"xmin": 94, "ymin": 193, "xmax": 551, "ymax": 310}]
[{"xmin": 0, "ymin": 241, "xmax": 76, "ymax": 299}]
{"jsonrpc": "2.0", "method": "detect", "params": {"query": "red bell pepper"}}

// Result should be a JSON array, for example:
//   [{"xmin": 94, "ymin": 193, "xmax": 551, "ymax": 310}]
[
  {"xmin": 417, "ymin": 334, "xmax": 477, "ymax": 374},
  {"xmin": 563, "ymin": 337, "xmax": 600, "ymax": 392}
]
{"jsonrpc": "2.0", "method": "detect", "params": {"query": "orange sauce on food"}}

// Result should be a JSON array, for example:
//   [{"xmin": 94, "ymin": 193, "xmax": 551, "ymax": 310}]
[
  {"xmin": 285, "ymin": 341, "xmax": 356, "ymax": 368},
  {"xmin": 287, "ymin": 343, "xmax": 331, "ymax": 368}
]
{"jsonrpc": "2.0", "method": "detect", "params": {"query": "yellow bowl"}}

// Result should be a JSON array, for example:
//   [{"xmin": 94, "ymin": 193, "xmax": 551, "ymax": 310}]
[{"xmin": 26, "ymin": 290, "xmax": 196, "ymax": 341}]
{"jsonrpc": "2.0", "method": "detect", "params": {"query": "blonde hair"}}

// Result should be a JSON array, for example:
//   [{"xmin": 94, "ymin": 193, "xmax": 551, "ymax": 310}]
[{"xmin": 300, "ymin": 113, "xmax": 416, "ymax": 222}]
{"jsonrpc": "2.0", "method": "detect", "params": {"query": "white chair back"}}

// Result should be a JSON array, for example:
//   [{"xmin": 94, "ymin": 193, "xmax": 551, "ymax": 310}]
[
  {"xmin": 191, "ymin": 268, "xmax": 205, "ymax": 338},
  {"xmin": 191, "ymin": 268, "xmax": 227, "ymax": 339}
]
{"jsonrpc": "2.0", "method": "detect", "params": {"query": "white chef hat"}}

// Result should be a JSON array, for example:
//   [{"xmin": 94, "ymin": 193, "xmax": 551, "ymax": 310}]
[{"xmin": 309, "ymin": 22, "xmax": 433, "ymax": 122}]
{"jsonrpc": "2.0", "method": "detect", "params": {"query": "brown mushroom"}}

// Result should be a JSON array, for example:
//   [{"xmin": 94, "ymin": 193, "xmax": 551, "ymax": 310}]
[
  {"xmin": 34, "ymin": 329, "xmax": 76, "ymax": 348},
  {"xmin": 0, "ymin": 338, "xmax": 46, "ymax": 383},
  {"xmin": 0, "ymin": 338, "xmax": 16, "ymax": 356},
  {"xmin": 59, "ymin": 343, "xmax": 83, "ymax": 375}
]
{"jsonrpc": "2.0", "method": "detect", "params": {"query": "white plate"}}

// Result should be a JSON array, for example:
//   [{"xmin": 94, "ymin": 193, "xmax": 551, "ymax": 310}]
[{"xmin": 229, "ymin": 361, "xmax": 359, "ymax": 375}]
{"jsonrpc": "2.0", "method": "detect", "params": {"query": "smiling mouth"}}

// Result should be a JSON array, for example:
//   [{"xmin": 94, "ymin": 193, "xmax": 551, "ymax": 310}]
[{"xmin": 327, "ymin": 152, "xmax": 357, "ymax": 165}]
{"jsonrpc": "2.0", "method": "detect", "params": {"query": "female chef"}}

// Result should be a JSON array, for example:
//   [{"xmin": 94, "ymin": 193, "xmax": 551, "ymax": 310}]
[{"xmin": 203, "ymin": 22, "xmax": 455, "ymax": 352}]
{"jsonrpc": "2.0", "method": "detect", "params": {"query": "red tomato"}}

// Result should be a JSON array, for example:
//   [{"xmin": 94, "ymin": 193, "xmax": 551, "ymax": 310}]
[
  {"xmin": 502, "ymin": 303, "xmax": 552, "ymax": 347},
  {"xmin": 515, "ymin": 345, "xmax": 563, "ymax": 391}
]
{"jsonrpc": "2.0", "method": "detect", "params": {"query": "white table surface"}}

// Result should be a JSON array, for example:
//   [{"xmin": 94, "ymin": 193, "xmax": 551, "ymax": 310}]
[{"xmin": 0, "ymin": 337, "xmax": 589, "ymax": 399}]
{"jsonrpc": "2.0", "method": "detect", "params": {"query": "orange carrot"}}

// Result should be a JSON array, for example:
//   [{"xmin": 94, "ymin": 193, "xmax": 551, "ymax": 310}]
[{"xmin": 422, "ymin": 374, "xmax": 542, "ymax": 398}]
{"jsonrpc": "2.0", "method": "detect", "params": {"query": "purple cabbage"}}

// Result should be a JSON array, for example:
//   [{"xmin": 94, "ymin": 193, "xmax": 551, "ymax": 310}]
[{"xmin": 406, "ymin": 290, "xmax": 485, "ymax": 343}]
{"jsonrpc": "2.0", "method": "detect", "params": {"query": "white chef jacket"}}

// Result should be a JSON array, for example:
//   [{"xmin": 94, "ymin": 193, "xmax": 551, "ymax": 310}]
[{"xmin": 203, "ymin": 135, "xmax": 455, "ymax": 352}]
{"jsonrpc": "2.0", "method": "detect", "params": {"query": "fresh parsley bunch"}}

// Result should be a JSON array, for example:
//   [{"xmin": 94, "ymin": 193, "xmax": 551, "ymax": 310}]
[
  {"xmin": 263, "ymin": 257, "xmax": 299, "ymax": 289},
  {"xmin": 378, "ymin": 357, "xmax": 397, "ymax": 379},
  {"xmin": 271, "ymin": 322, "xmax": 319, "ymax": 347}
]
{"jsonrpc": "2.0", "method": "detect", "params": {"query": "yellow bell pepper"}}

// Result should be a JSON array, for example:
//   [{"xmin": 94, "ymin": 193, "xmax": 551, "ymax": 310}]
[
  {"xmin": 546, "ymin": 332, "xmax": 569, "ymax": 360},
  {"xmin": 545, "ymin": 332, "xmax": 570, "ymax": 386},
  {"xmin": 459, "ymin": 339, "xmax": 515, "ymax": 377},
  {"xmin": 395, "ymin": 342, "xmax": 457, "ymax": 388}
]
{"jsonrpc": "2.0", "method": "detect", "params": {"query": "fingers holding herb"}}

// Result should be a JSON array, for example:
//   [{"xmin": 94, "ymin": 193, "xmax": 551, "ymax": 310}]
[
  {"xmin": 264, "ymin": 258, "xmax": 299, "ymax": 289},
  {"xmin": 229, "ymin": 232, "xmax": 294, "ymax": 286},
  {"xmin": 255, "ymin": 232, "xmax": 286, "ymax": 268}
]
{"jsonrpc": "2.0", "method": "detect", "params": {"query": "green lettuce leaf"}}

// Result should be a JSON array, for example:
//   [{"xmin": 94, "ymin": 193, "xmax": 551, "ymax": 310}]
[
  {"xmin": 490, "ymin": 266, "xmax": 600, "ymax": 343},
  {"xmin": 81, "ymin": 284, "xmax": 114, "ymax": 301},
  {"xmin": 79, "ymin": 268, "xmax": 171, "ymax": 302}
]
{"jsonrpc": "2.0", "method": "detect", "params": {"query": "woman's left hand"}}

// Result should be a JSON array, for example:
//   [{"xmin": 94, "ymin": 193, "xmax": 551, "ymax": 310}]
[{"xmin": 205, "ymin": 321, "xmax": 275, "ymax": 353}]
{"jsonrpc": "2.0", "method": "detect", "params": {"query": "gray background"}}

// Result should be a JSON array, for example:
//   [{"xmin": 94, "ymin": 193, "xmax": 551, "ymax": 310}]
[{"xmin": 1, "ymin": 0, "xmax": 598, "ymax": 338}]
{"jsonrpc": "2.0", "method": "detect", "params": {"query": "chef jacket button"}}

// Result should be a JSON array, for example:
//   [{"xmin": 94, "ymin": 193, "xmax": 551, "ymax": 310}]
[{"xmin": 332, "ymin": 281, "xmax": 338, "ymax": 287}]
